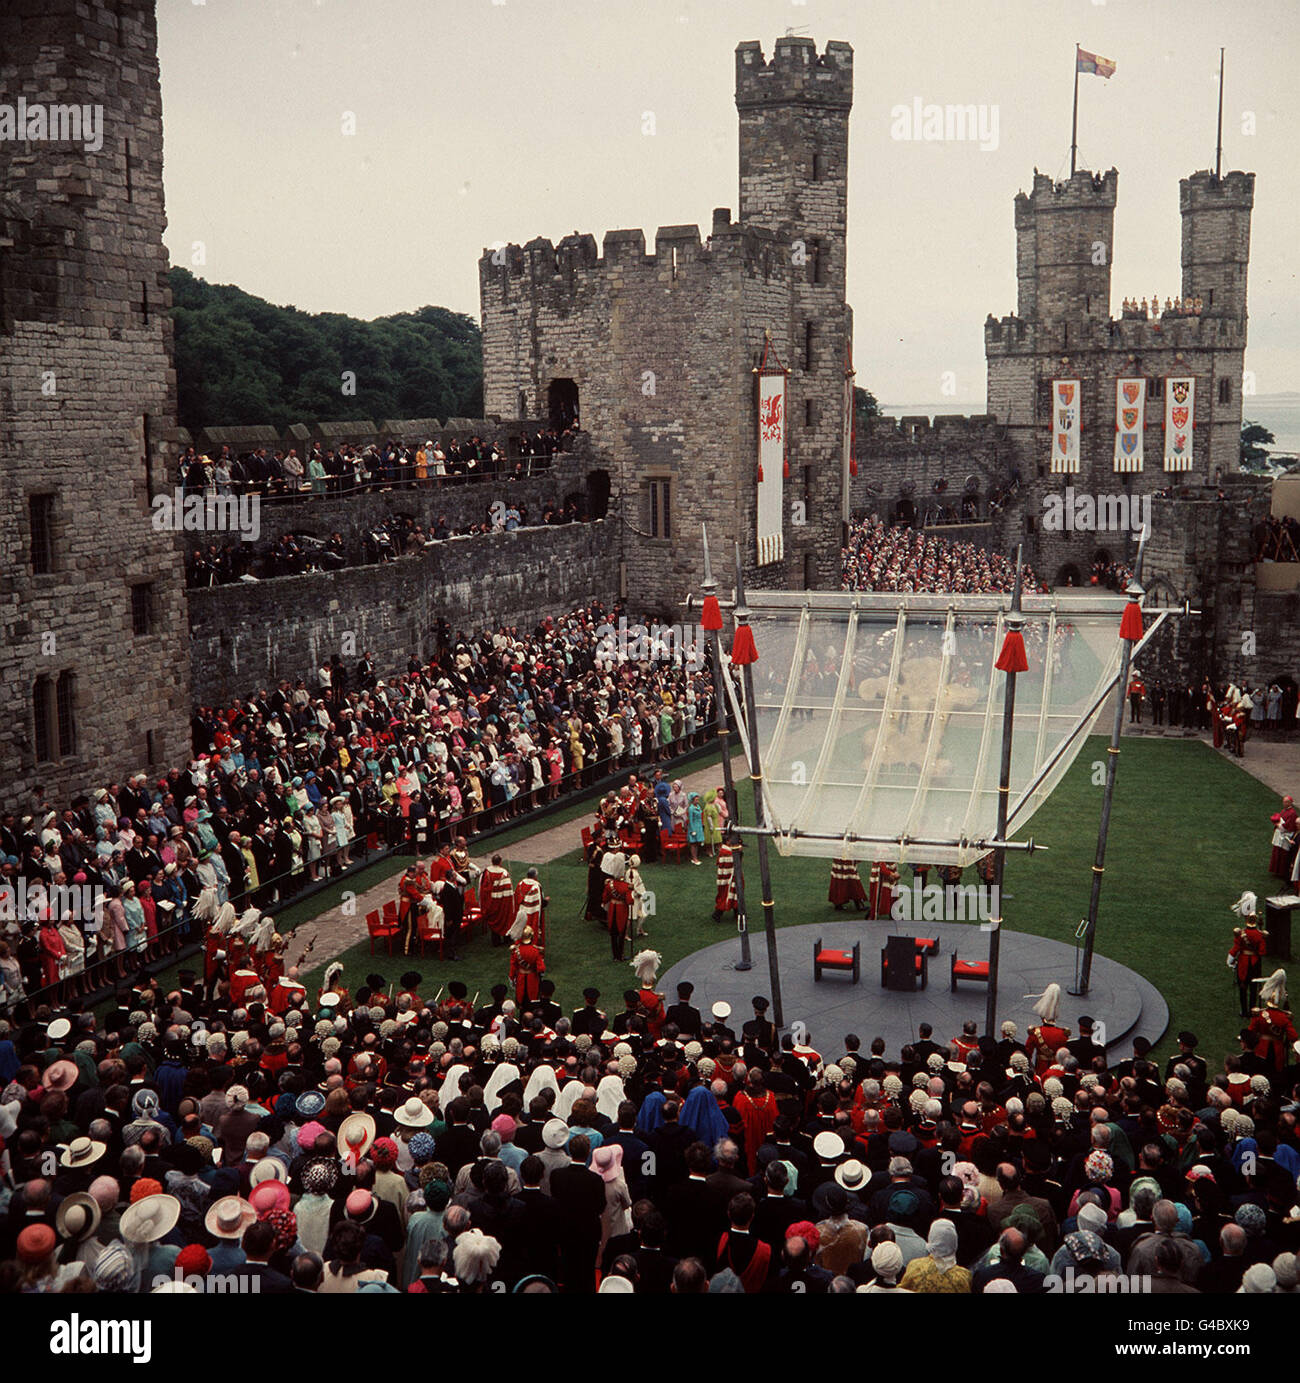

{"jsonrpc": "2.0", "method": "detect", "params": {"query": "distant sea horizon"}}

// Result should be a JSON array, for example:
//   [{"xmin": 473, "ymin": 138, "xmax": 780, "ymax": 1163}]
[{"xmin": 881, "ymin": 392, "xmax": 1300, "ymax": 457}]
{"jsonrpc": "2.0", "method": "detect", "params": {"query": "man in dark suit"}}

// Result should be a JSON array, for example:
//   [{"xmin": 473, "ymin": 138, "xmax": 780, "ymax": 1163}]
[
  {"xmin": 512, "ymin": 1155, "xmax": 563, "ymax": 1284},
  {"xmin": 1066, "ymin": 1016, "xmax": 1107, "ymax": 1068},
  {"xmin": 434, "ymin": 1098, "xmax": 481, "ymax": 1178},
  {"xmin": 571, "ymin": 989, "xmax": 607, "ymax": 1038},
  {"xmin": 664, "ymin": 1143, "xmax": 722, "ymax": 1266},
  {"xmin": 647, "ymin": 1099, "xmax": 696, "ymax": 1192},
  {"xmin": 664, "ymin": 982, "xmax": 702, "ymax": 1038},
  {"xmin": 972, "ymin": 1228, "xmax": 1046, "ymax": 1293},
  {"xmin": 239, "ymin": 1220, "xmax": 292, "ymax": 1293},
  {"xmin": 549, "ymin": 1135, "xmax": 606, "ymax": 1292},
  {"xmin": 603, "ymin": 1102, "xmax": 652, "ymax": 1202},
  {"xmin": 912, "ymin": 1022, "xmax": 945, "ymax": 1065}
]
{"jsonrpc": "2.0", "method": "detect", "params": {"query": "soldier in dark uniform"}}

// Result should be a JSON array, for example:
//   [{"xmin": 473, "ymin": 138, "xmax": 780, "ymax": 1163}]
[
  {"xmin": 665, "ymin": 981, "xmax": 703, "ymax": 1038},
  {"xmin": 741, "ymin": 996, "xmax": 778, "ymax": 1063},
  {"xmin": 571, "ymin": 987, "xmax": 607, "ymax": 1038}
]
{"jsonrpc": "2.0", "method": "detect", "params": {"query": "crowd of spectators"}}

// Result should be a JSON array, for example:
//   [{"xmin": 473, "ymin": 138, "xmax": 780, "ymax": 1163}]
[
  {"xmin": 177, "ymin": 426, "xmax": 578, "ymax": 503},
  {"xmin": 841, "ymin": 514, "xmax": 1046, "ymax": 596},
  {"xmin": 0, "ymin": 602, "xmax": 714, "ymax": 1016},
  {"xmin": 2, "ymin": 979, "xmax": 1297, "ymax": 1295}
]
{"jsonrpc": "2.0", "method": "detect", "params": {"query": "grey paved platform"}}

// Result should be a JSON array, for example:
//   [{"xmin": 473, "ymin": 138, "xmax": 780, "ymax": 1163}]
[{"xmin": 662, "ymin": 919, "xmax": 1168, "ymax": 1058}]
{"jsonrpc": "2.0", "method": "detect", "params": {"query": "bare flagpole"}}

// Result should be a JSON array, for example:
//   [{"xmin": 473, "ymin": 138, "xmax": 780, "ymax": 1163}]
[
  {"xmin": 1070, "ymin": 43, "xmax": 1081, "ymax": 176},
  {"xmin": 1215, "ymin": 48, "xmax": 1225, "ymax": 180},
  {"xmin": 700, "ymin": 524, "xmax": 751, "ymax": 971}
]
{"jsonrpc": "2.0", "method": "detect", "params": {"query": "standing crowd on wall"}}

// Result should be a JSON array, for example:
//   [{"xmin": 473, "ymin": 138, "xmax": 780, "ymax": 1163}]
[{"xmin": 177, "ymin": 424, "xmax": 579, "ymax": 502}]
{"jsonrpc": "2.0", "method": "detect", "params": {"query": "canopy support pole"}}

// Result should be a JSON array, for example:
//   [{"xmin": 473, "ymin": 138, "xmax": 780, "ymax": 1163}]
[
  {"xmin": 734, "ymin": 545, "xmax": 784, "ymax": 1027},
  {"xmin": 701, "ymin": 525, "xmax": 752, "ymax": 972},
  {"xmin": 985, "ymin": 551, "xmax": 1025, "ymax": 1037},
  {"xmin": 1073, "ymin": 543, "xmax": 1149, "ymax": 996}
]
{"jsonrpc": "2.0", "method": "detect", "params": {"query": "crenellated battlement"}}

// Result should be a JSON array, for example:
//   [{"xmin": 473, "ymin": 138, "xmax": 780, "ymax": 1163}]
[
  {"xmin": 1180, "ymin": 168, "xmax": 1255, "ymax": 212},
  {"xmin": 1015, "ymin": 167, "xmax": 1119, "ymax": 220},
  {"xmin": 735, "ymin": 37, "xmax": 853, "ymax": 109},
  {"xmin": 859, "ymin": 413, "xmax": 1007, "ymax": 445},
  {"xmin": 478, "ymin": 216, "xmax": 801, "ymax": 302}
]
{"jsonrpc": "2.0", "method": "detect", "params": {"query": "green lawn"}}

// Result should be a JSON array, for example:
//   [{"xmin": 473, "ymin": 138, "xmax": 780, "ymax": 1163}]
[{"xmin": 308, "ymin": 735, "xmax": 1279, "ymax": 1070}]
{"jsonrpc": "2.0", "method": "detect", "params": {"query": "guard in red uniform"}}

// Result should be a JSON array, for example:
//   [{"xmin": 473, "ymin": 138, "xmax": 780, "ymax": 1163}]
[
  {"xmin": 1249, "ymin": 970, "xmax": 1297, "ymax": 1072},
  {"xmin": 711, "ymin": 838, "xmax": 739, "ymax": 924},
  {"xmin": 631, "ymin": 949, "xmax": 666, "ymax": 1039},
  {"xmin": 397, "ymin": 860, "xmax": 431, "ymax": 955},
  {"xmin": 1228, "ymin": 891, "xmax": 1268, "ymax": 1017},
  {"xmin": 509, "ymin": 926, "xmax": 545, "ymax": 1005},
  {"xmin": 604, "ymin": 863, "xmax": 632, "ymax": 962},
  {"xmin": 1026, "ymin": 982, "xmax": 1072, "ymax": 1072},
  {"xmin": 828, "ymin": 858, "xmax": 868, "ymax": 910}
]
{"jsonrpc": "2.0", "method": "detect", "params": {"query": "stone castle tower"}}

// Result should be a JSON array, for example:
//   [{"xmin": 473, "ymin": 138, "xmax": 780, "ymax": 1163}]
[
  {"xmin": 0, "ymin": 0, "xmax": 191, "ymax": 803},
  {"xmin": 985, "ymin": 165, "xmax": 1254, "ymax": 582},
  {"xmin": 480, "ymin": 37, "xmax": 853, "ymax": 613}
]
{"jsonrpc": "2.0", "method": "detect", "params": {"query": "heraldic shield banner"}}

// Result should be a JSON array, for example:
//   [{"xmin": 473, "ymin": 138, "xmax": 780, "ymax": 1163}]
[
  {"xmin": 1164, "ymin": 376, "xmax": 1195, "ymax": 472},
  {"xmin": 1114, "ymin": 377, "xmax": 1145, "ymax": 473},
  {"xmin": 1051, "ymin": 379, "xmax": 1080, "ymax": 474},
  {"xmin": 756, "ymin": 371, "xmax": 786, "ymax": 566}
]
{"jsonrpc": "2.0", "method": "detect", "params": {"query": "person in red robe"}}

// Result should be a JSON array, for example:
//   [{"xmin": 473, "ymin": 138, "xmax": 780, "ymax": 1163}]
[
  {"xmin": 732, "ymin": 1069, "xmax": 778, "ymax": 1175},
  {"xmin": 867, "ymin": 862, "xmax": 899, "ymax": 919},
  {"xmin": 269, "ymin": 967, "xmax": 308, "ymax": 1016},
  {"xmin": 39, "ymin": 915, "xmax": 66, "ymax": 990},
  {"xmin": 512, "ymin": 870, "xmax": 548, "ymax": 949},
  {"xmin": 951, "ymin": 1020, "xmax": 980, "ymax": 1064},
  {"xmin": 1269, "ymin": 796, "xmax": 1298, "ymax": 879},
  {"xmin": 478, "ymin": 855, "xmax": 515, "ymax": 945},
  {"xmin": 828, "ymin": 859, "xmax": 868, "ymax": 910},
  {"xmin": 711, "ymin": 840, "xmax": 739, "ymax": 923},
  {"xmin": 509, "ymin": 927, "xmax": 545, "ymax": 1005}
]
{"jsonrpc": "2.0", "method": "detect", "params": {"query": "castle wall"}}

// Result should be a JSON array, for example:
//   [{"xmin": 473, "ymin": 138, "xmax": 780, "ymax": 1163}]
[
  {"xmin": 187, "ymin": 520, "xmax": 621, "ymax": 704},
  {"xmin": 0, "ymin": 0, "xmax": 191, "ymax": 803}
]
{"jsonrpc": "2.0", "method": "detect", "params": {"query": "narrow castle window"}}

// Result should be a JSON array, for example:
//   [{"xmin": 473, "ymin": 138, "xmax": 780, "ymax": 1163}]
[
  {"xmin": 142, "ymin": 280, "xmax": 150, "ymax": 324},
  {"xmin": 648, "ymin": 479, "xmax": 671, "ymax": 539},
  {"xmin": 671, "ymin": 246, "xmax": 679, "ymax": 280},
  {"xmin": 805, "ymin": 321, "xmax": 816, "ymax": 371},
  {"xmin": 124, "ymin": 138, "xmax": 133, "ymax": 203},
  {"xmin": 1218, "ymin": 377, "xmax": 1231, "ymax": 404},
  {"xmin": 33, "ymin": 676, "xmax": 53, "ymax": 763},
  {"xmin": 812, "ymin": 241, "xmax": 825, "ymax": 285},
  {"xmin": 805, "ymin": 398, "xmax": 816, "ymax": 428},
  {"xmin": 131, "ymin": 582, "xmax": 156, "ymax": 636},
  {"xmin": 56, "ymin": 672, "xmax": 77, "ymax": 757},
  {"xmin": 29, "ymin": 493, "xmax": 55, "ymax": 574},
  {"xmin": 812, "ymin": 150, "xmax": 825, "ymax": 182},
  {"xmin": 1147, "ymin": 377, "xmax": 1163, "ymax": 400}
]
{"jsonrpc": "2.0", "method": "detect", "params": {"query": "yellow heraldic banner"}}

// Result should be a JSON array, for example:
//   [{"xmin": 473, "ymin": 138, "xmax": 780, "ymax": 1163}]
[
  {"xmin": 756, "ymin": 370, "xmax": 786, "ymax": 566},
  {"xmin": 741, "ymin": 589, "xmax": 1127, "ymax": 865},
  {"xmin": 1051, "ymin": 379, "xmax": 1080, "ymax": 474},
  {"xmin": 1164, "ymin": 377, "xmax": 1195, "ymax": 472}
]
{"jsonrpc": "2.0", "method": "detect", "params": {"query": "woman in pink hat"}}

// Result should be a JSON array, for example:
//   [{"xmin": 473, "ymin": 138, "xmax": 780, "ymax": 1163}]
[{"xmin": 590, "ymin": 1142, "xmax": 631, "ymax": 1268}]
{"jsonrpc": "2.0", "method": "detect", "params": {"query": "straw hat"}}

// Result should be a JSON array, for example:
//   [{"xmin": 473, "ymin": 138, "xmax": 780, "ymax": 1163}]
[
  {"xmin": 248, "ymin": 1157, "xmax": 289, "ymax": 1187},
  {"xmin": 203, "ymin": 1195, "xmax": 257, "ymax": 1241},
  {"xmin": 542, "ymin": 1118, "xmax": 570, "ymax": 1149},
  {"xmin": 60, "ymin": 1136, "xmax": 107, "ymax": 1170},
  {"xmin": 56, "ymin": 1191, "xmax": 102, "ymax": 1243},
  {"xmin": 41, "ymin": 1060, "xmax": 78, "ymax": 1092}
]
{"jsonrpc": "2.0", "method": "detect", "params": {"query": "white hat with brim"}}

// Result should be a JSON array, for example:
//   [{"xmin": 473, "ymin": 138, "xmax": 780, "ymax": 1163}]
[
  {"xmin": 813, "ymin": 1131, "xmax": 845, "ymax": 1161},
  {"xmin": 711, "ymin": 1002, "xmax": 732, "ymax": 1021},
  {"xmin": 121, "ymin": 1193, "xmax": 182, "ymax": 1245},
  {"xmin": 835, "ymin": 1158, "xmax": 868, "ymax": 1191},
  {"xmin": 542, "ymin": 1118, "xmax": 570, "ymax": 1149},
  {"xmin": 60, "ymin": 1136, "xmax": 107, "ymax": 1169},
  {"xmin": 203, "ymin": 1195, "xmax": 256, "ymax": 1241},
  {"xmin": 338, "ymin": 1111, "xmax": 378, "ymax": 1156},
  {"xmin": 249, "ymin": 1157, "xmax": 289, "ymax": 1187},
  {"xmin": 392, "ymin": 1099, "xmax": 433, "ymax": 1130},
  {"xmin": 46, "ymin": 1017, "xmax": 72, "ymax": 1042}
]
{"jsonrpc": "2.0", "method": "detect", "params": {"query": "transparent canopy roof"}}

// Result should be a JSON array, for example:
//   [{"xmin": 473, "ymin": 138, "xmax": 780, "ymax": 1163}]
[{"xmin": 739, "ymin": 589, "xmax": 1128, "ymax": 865}]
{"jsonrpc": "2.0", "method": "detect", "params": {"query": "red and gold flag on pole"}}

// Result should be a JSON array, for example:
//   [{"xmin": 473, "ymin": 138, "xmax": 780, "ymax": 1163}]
[{"xmin": 1077, "ymin": 48, "xmax": 1117, "ymax": 78}]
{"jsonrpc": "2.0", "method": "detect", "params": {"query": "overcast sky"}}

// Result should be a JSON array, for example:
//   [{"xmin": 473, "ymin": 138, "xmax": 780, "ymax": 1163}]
[{"xmin": 156, "ymin": 0, "xmax": 1299, "ymax": 406}]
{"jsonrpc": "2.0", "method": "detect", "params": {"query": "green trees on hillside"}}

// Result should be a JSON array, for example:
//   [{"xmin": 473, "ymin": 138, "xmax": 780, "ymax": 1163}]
[{"xmin": 168, "ymin": 268, "xmax": 483, "ymax": 432}]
